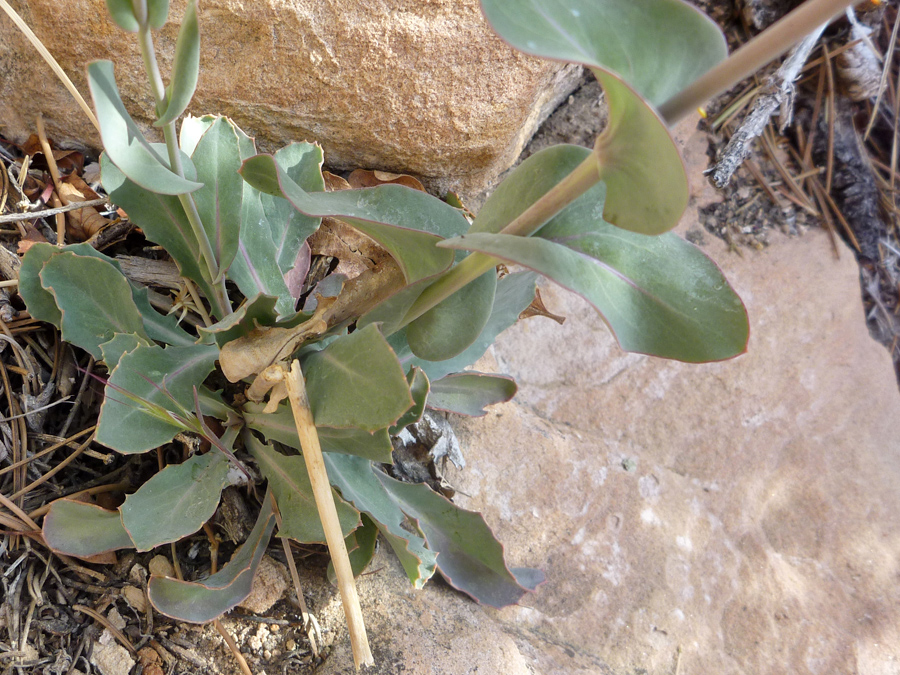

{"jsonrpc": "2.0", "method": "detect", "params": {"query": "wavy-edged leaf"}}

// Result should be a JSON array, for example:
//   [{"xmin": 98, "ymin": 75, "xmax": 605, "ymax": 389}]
[
  {"xmin": 100, "ymin": 333, "xmax": 147, "ymax": 370},
  {"xmin": 148, "ymin": 492, "xmax": 276, "ymax": 623},
  {"xmin": 39, "ymin": 252, "xmax": 149, "ymax": 359},
  {"xmin": 102, "ymin": 153, "xmax": 219, "ymax": 306},
  {"xmin": 328, "ymin": 514, "xmax": 378, "ymax": 585},
  {"xmin": 190, "ymin": 116, "xmax": 241, "ymax": 272},
  {"xmin": 105, "ymin": 0, "xmax": 139, "ymax": 32},
  {"xmin": 147, "ymin": 0, "xmax": 170, "ymax": 29},
  {"xmin": 43, "ymin": 499, "xmax": 133, "ymax": 558},
  {"xmin": 240, "ymin": 154, "xmax": 465, "ymax": 282},
  {"xmin": 155, "ymin": 0, "xmax": 199, "ymax": 127},
  {"xmin": 480, "ymin": 0, "xmax": 726, "ymax": 106},
  {"xmin": 120, "ymin": 451, "xmax": 230, "ymax": 551},
  {"xmin": 389, "ymin": 367, "xmax": 429, "ymax": 435},
  {"xmin": 96, "ymin": 342, "xmax": 219, "ymax": 453},
  {"xmin": 199, "ymin": 294, "xmax": 279, "ymax": 347},
  {"xmin": 302, "ymin": 324, "xmax": 413, "ymax": 431},
  {"xmin": 323, "ymin": 453, "xmax": 437, "ymax": 588},
  {"xmin": 373, "ymin": 468, "xmax": 543, "ymax": 607},
  {"xmin": 88, "ymin": 61, "xmax": 200, "ymax": 195},
  {"xmin": 389, "ymin": 271, "xmax": 538, "ymax": 382},
  {"xmin": 19, "ymin": 243, "xmax": 63, "ymax": 325},
  {"xmin": 428, "ymin": 372, "xmax": 517, "ymax": 417},
  {"xmin": 247, "ymin": 434, "xmax": 360, "ymax": 543},
  {"xmin": 244, "ymin": 402, "xmax": 393, "ymax": 463},
  {"xmin": 231, "ymin": 141, "xmax": 323, "ymax": 316},
  {"xmin": 442, "ymin": 208, "xmax": 749, "ymax": 361},
  {"xmin": 592, "ymin": 72, "xmax": 687, "ymax": 234},
  {"xmin": 406, "ymin": 270, "xmax": 496, "ymax": 361}
]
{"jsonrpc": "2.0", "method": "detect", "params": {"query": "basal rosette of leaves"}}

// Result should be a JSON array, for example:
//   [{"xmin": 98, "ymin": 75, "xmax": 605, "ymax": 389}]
[{"xmin": 21, "ymin": 0, "xmax": 750, "ymax": 637}]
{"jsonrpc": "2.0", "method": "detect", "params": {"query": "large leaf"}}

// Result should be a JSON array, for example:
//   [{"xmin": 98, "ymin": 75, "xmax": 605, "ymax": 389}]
[
  {"xmin": 427, "ymin": 372, "xmax": 517, "ymax": 417},
  {"xmin": 102, "ymin": 154, "xmax": 219, "ymax": 307},
  {"xmin": 389, "ymin": 271, "xmax": 538, "ymax": 382},
  {"xmin": 230, "ymin": 141, "xmax": 323, "ymax": 316},
  {"xmin": 120, "ymin": 451, "xmax": 231, "ymax": 551},
  {"xmin": 88, "ymin": 61, "xmax": 201, "ymax": 195},
  {"xmin": 39, "ymin": 252, "xmax": 149, "ymax": 360},
  {"xmin": 96, "ymin": 342, "xmax": 220, "ymax": 453},
  {"xmin": 441, "ymin": 149, "xmax": 749, "ymax": 362},
  {"xmin": 100, "ymin": 333, "xmax": 148, "ymax": 371},
  {"xmin": 247, "ymin": 435, "xmax": 360, "ymax": 543},
  {"xmin": 406, "ymin": 270, "xmax": 497, "ymax": 361},
  {"xmin": 129, "ymin": 284, "xmax": 196, "ymax": 346},
  {"xmin": 302, "ymin": 324, "xmax": 413, "ymax": 431},
  {"xmin": 592, "ymin": 71, "xmax": 687, "ymax": 234},
  {"xmin": 374, "ymin": 468, "xmax": 544, "ymax": 607},
  {"xmin": 323, "ymin": 453, "xmax": 436, "ymax": 588},
  {"xmin": 155, "ymin": 0, "xmax": 200, "ymax": 127},
  {"xmin": 190, "ymin": 116, "xmax": 242, "ymax": 273},
  {"xmin": 240, "ymin": 154, "xmax": 466, "ymax": 283},
  {"xmin": 43, "ymin": 499, "xmax": 133, "ymax": 557},
  {"xmin": 244, "ymin": 402, "xmax": 393, "ymax": 463},
  {"xmin": 479, "ymin": 0, "xmax": 726, "ymax": 107},
  {"xmin": 19, "ymin": 243, "xmax": 64, "ymax": 325},
  {"xmin": 148, "ymin": 492, "xmax": 276, "ymax": 623}
]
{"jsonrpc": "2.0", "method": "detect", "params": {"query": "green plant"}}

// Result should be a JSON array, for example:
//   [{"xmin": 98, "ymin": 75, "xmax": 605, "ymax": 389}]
[{"xmin": 18, "ymin": 0, "xmax": 854, "ymax": 668}]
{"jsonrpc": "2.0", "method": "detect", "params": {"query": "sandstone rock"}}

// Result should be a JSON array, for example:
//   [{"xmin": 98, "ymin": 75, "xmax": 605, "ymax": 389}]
[
  {"xmin": 90, "ymin": 632, "xmax": 135, "ymax": 675},
  {"xmin": 237, "ymin": 555, "xmax": 288, "ymax": 615},
  {"xmin": 0, "ymin": 0, "xmax": 581, "ymax": 193},
  {"xmin": 308, "ymin": 122, "xmax": 900, "ymax": 673}
]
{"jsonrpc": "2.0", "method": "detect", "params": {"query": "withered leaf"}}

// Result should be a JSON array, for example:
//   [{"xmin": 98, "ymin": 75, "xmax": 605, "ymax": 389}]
[
  {"xmin": 60, "ymin": 173, "xmax": 110, "ymax": 241},
  {"xmin": 307, "ymin": 217, "xmax": 391, "ymax": 278},
  {"xmin": 347, "ymin": 169, "xmax": 426, "ymax": 192},
  {"xmin": 519, "ymin": 287, "xmax": 565, "ymax": 325},
  {"xmin": 323, "ymin": 171, "xmax": 351, "ymax": 192}
]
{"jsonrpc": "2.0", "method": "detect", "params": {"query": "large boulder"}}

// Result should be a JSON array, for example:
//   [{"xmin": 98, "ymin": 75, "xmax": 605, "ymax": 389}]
[{"xmin": 0, "ymin": 0, "xmax": 581, "ymax": 193}]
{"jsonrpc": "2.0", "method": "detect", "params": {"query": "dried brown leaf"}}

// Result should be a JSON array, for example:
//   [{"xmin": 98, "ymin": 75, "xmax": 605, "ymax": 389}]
[
  {"xmin": 60, "ymin": 173, "xmax": 110, "ymax": 241},
  {"xmin": 307, "ymin": 217, "xmax": 390, "ymax": 277},
  {"xmin": 347, "ymin": 169, "xmax": 426, "ymax": 192},
  {"xmin": 323, "ymin": 171, "xmax": 351, "ymax": 192},
  {"xmin": 519, "ymin": 287, "xmax": 565, "ymax": 324}
]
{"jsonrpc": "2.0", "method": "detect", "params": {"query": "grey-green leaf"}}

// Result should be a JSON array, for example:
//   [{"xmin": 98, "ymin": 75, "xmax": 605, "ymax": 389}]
[
  {"xmin": 105, "ymin": 0, "xmax": 139, "ymax": 32},
  {"xmin": 247, "ymin": 435, "xmax": 360, "ymax": 543},
  {"xmin": 43, "ymin": 499, "xmax": 134, "ymax": 558},
  {"xmin": 244, "ymin": 402, "xmax": 394, "ymax": 463},
  {"xmin": 96, "ymin": 342, "xmax": 219, "ymax": 453},
  {"xmin": 327, "ymin": 514, "xmax": 378, "ymax": 585},
  {"xmin": 155, "ymin": 0, "xmax": 199, "ymax": 127},
  {"xmin": 147, "ymin": 0, "xmax": 170, "ymax": 30},
  {"xmin": 39, "ymin": 252, "xmax": 149, "ymax": 360},
  {"xmin": 323, "ymin": 453, "xmax": 437, "ymax": 588},
  {"xmin": 428, "ymin": 372, "xmax": 517, "ymax": 417},
  {"xmin": 88, "ymin": 61, "xmax": 201, "ymax": 195},
  {"xmin": 389, "ymin": 367, "xmax": 429, "ymax": 435},
  {"xmin": 148, "ymin": 492, "xmax": 276, "ymax": 623},
  {"xmin": 406, "ymin": 270, "xmax": 496, "ymax": 361},
  {"xmin": 479, "ymin": 0, "xmax": 726, "ymax": 106},
  {"xmin": 302, "ymin": 324, "xmax": 413, "ymax": 431},
  {"xmin": 190, "ymin": 116, "xmax": 242, "ymax": 272},
  {"xmin": 120, "ymin": 451, "xmax": 231, "ymax": 551}
]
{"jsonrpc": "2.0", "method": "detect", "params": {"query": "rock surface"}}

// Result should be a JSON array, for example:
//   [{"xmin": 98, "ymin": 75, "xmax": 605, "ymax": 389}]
[
  {"xmin": 0, "ymin": 0, "xmax": 580, "ymax": 193},
  {"xmin": 308, "ymin": 123, "xmax": 900, "ymax": 673}
]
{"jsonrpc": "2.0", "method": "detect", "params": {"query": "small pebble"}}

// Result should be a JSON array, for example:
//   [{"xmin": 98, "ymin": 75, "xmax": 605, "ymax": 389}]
[
  {"xmin": 148, "ymin": 555, "xmax": 175, "ymax": 578},
  {"xmin": 263, "ymin": 649, "xmax": 272, "ymax": 659},
  {"xmin": 270, "ymin": 624, "xmax": 280, "ymax": 633},
  {"xmin": 285, "ymin": 639, "xmax": 296, "ymax": 651}
]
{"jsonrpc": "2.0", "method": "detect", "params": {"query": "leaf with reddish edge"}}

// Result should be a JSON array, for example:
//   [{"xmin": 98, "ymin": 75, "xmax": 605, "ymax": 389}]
[
  {"xmin": 322, "ymin": 453, "xmax": 436, "ymax": 588},
  {"xmin": 148, "ymin": 492, "xmax": 276, "ymax": 623},
  {"xmin": 120, "ymin": 451, "xmax": 231, "ymax": 551},
  {"xmin": 43, "ymin": 499, "xmax": 134, "ymax": 558},
  {"xmin": 427, "ymin": 372, "xmax": 517, "ymax": 417},
  {"xmin": 246, "ymin": 434, "xmax": 360, "ymax": 543}
]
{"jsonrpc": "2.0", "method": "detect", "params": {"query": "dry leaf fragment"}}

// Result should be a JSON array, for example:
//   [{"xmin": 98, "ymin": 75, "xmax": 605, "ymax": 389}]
[
  {"xmin": 323, "ymin": 171, "xmax": 351, "ymax": 192},
  {"xmin": 60, "ymin": 172, "xmax": 110, "ymax": 240},
  {"xmin": 520, "ymin": 287, "xmax": 566, "ymax": 324},
  {"xmin": 347, "ymin": 169, "xmax": 426, "ymax": 192},
  {"xmin": 307, "ymin": 217, "xmax": 390, "ymax": 278}
]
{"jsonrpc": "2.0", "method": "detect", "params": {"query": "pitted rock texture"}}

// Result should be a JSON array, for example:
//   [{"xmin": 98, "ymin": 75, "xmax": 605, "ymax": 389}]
[{"xmin": 0, "ymin": 0, "xmax": 580, "ymax": 193}]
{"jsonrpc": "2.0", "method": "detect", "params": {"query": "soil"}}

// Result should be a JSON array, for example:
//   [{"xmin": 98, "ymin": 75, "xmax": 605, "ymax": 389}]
[{"xmin": 2, "ymin": 2, "xmax": 900, "ymax": 675}]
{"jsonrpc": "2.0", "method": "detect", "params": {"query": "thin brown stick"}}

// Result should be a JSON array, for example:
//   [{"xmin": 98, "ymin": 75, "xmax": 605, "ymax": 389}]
[
  {"xmin": 823, "ymin": 42, "xmax": 836, "ymax": 193},
  {"xmin": 7, "ymin": 432, "xmax": 95, "ymax": 501},
  {"xmin": 214, "ymin": 620, "xmax": 253, "ymax": 675},
  {"xmin": 275, "ymin": 511, "xmax": 319, "ymax": 658},
  {"xmin": 0, "ymin": 198, "xmax": 110, "ymax": 225},
  {"xmin": 27, "ymin": 482, "xmax": 130, "ymax": 520},
  {"xmin": 73, "ymin": 604, "xmax": 136, "ymax": 655},
  {"xmin": 282, "ymin": 361, "xmax": 373, "ymax": 669},
  {"xmin": 0, "ymin": 426, "xmax": 94, "ymax": 477}
]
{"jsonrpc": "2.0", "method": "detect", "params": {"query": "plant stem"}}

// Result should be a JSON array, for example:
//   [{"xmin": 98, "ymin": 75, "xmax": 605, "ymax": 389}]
[
  {"xmin": 398, "ymin": 153, "xmax": 601, "ymax": 328},
  {"xmin": 658, "ymin": 0, "xmax": 857, "ymax": 124},
  {"xmin": 282, "ymin": 360, "xmax": 374, "ymax": 670},
  {"xmin": 133, "ymin": 1, "xmax": 230, "ymax": 317}
]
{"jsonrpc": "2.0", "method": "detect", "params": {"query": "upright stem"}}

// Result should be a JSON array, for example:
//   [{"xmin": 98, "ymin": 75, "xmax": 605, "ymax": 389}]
[
  {"xmin": 398, "ymin": 153, "xmax": 602, "ymax": 328},
  {"xmin": 658, "ymin": 0, "xmax": 857, "ymax": 124},
  {"xmin": 133, "ymin": 2, "xmax": 230, "ymax": 316},
  {"xmin": 282, "ymin": 361, "xmax": 374, "ymax": 670}
]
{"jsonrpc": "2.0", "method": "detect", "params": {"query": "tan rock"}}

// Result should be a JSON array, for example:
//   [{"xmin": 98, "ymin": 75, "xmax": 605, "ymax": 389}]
[
  {"xmin": 0, "ymin": 0, "xmax": 580, "ymax": 193},
  {"xmin": 121, "ymin": 585, "xmax": 147, "ymax": 614},
  {"xmin": 237, "ymin": 555, "xmax": 288, "ymax": 615},
  {"xmin": 90, "ymin": 633, "xmax": 135, "ymax": 675},
  {"xmin": 148, "ymin": 554, "xmax": 175, "ymax": 579}
]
